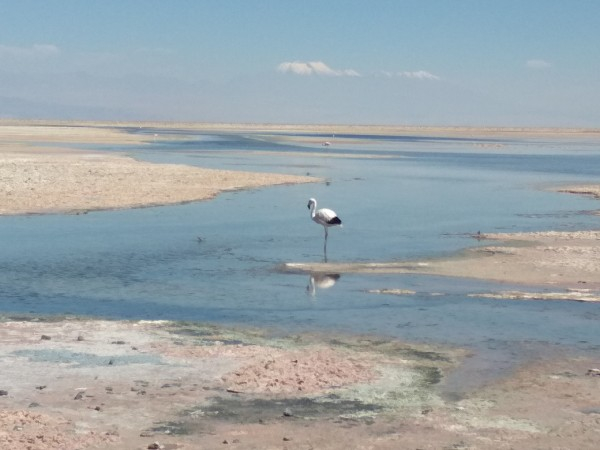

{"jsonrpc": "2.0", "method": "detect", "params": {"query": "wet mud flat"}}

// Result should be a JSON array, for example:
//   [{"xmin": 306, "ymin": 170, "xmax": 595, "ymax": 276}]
[{"xmin": 1, "ymin": 317, "xmax": 599, "ymax": 449}]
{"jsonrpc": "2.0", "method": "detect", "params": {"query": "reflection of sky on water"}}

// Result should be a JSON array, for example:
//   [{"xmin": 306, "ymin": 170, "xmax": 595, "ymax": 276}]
[{"xmin": 1, "ymin": 131, "xmax": 600, "ymax": 372}]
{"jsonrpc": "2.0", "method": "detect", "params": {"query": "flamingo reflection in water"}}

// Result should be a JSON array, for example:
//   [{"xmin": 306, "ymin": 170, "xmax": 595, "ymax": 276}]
[{"xmin": 306, "ymin": 273, "xmax": 341, "ymax": 297}]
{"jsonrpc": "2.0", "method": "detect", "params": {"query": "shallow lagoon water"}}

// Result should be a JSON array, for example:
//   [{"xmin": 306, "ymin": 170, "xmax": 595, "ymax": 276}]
[{"xmin": 1, "ymin": 131, "xmax": 600, "ymax": 384}]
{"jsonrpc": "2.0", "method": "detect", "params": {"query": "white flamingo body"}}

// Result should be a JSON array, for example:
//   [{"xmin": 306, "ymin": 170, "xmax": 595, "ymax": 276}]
[
  {"xmin": 307, "ymin": 198, "xmax": 341, "ymax": 259},
  {"xmin": 311, "ymin": 206, "xmax": 339, "ymax": 227}
]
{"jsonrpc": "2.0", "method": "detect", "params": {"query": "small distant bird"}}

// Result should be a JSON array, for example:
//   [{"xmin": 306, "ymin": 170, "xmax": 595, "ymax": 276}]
[{"xmin": 307, "ymin": 198, "xmax": 342, "ymax": 258}]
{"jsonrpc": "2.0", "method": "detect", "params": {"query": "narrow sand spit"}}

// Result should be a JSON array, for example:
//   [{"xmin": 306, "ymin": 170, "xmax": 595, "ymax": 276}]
[
  {"xmin": 285, "ymin": 229, "xmax": 600, "ymax": 293},
  {"xmin": 557, "ymin": 185, "xmax": 600, "ymax": 200},
  {"xmin": 0, "ymin": 124, "xmax": 316, "ymax": 215},
  {"xmin": 1, "ymin": 319, "xmax": 599, "ymax": 449}
]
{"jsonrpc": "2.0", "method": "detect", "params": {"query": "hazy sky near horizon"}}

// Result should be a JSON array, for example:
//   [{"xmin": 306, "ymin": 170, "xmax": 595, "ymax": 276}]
[{"xmin": 1, "ymin": 0, "xmax": 599, "ymax": 126}]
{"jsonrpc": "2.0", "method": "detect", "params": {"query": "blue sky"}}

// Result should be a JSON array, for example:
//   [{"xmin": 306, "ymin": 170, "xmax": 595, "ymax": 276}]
[{"xmin": 1, "ymin": 1, "xmax": 599, "ymax": 126}]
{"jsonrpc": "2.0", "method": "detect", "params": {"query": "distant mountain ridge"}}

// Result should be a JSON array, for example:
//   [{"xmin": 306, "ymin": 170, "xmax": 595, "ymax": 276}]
[{"xmin": 0, "ymin": 95, "xmax": 136, "ymax": 121}]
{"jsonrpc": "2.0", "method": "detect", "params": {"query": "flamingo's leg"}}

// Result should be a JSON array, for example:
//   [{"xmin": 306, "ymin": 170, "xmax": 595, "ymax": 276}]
[{"xmin": 323, "ymin": 227, "xmax": 328, "ymax": 262}]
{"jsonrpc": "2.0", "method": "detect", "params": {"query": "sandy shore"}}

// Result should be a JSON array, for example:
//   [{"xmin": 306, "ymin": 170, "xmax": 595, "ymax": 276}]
[
  {"xmin": 1, "ymin": 318, "xmax": 599, "ymax": 450},
  {"xmin": 0, "ymin": 124, "xmax": 316, "ymax": 215}
]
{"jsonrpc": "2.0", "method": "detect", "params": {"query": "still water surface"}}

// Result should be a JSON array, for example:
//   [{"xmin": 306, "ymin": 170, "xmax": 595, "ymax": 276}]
[{"xmin": 1, "ymin": 130, "xmax": 599, "ymax": 376}]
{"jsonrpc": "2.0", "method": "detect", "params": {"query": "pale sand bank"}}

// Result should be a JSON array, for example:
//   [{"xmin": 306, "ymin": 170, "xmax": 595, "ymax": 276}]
[
  {"xmin": 1, "ymin": 318, "xmax": 599, "ymax": 449},
  {"xmin": 421, "ymin": 230, "xmax": 600, "ymax": 290},
  {"xmin": 0, "ymin": 150, "xmax": 315, "ymax": 215},
  {"xmin": 468, "ymin": 290, "xmax": 600, "ymax": 302},
  {"xmin": 0, "ymin": 123, "xmax": 148, "ymax": 144},
  {"xmin": 558, "ymin": 185, "xmax": 600, "ymax": 200},
  {"xmin": 0, "ymin": 124, "xmax": 316, "ymax": 215}
]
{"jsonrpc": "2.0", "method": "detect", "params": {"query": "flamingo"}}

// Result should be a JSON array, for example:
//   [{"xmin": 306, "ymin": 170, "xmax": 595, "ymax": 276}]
[{"xmin": 307, "ymin": 198, "xmax": 342, "ymax": 259}]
